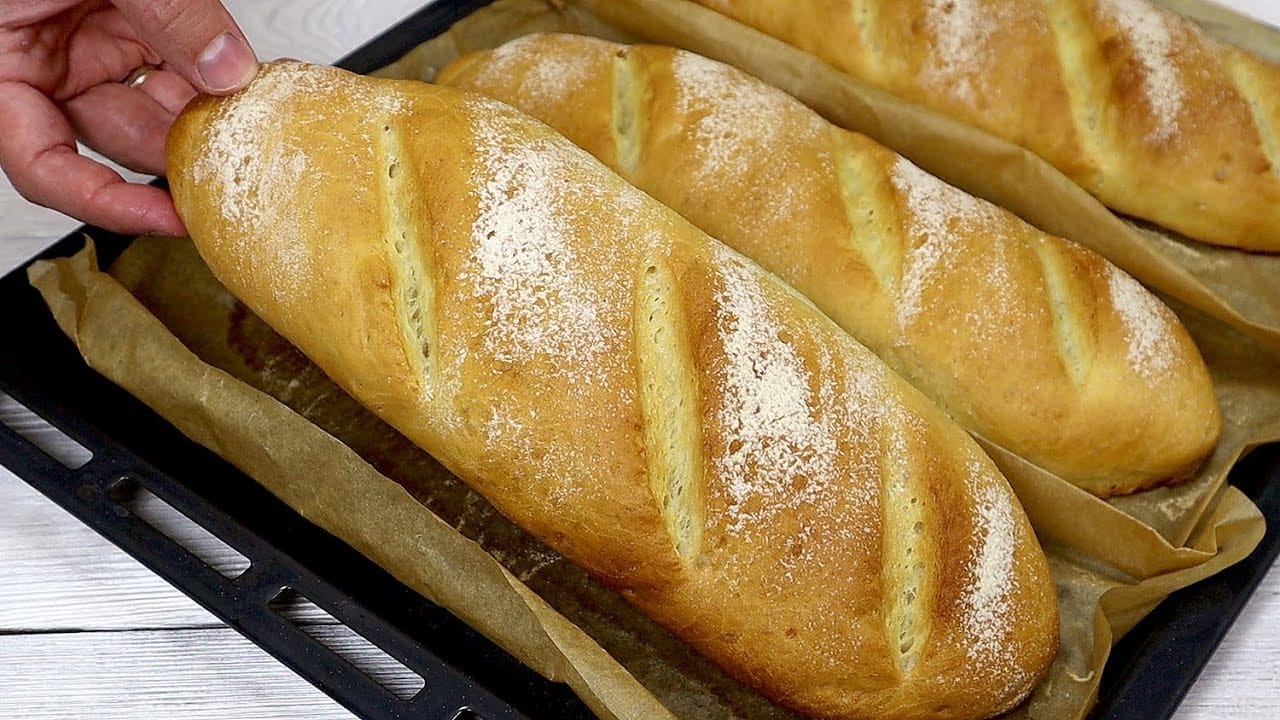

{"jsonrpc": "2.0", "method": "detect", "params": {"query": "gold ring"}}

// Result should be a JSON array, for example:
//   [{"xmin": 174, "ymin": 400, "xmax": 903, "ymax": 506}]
[{"xmin": 123, "ymin": 65, "xmax": 159, "ymax": 88}]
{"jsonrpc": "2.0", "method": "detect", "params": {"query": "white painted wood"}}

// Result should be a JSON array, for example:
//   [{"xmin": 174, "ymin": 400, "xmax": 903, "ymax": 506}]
[
  {"xmin": 0, "ymin": 466, "xmax": 215, "ymax": 631},
  {"xmin": 1, "ymin": 0, "xmax": 1279, "ymax": 718},
  {"xmin": 0, "ymin": 392, "xmax": 92, "ymax": 468},
  {"xmin": 0, "ymin": 457, "xmax": 342, "ymax": 630},
  {"xmin": 0, "ymin": 628, "xmax": 361, "ymax": 720},
  {"xmin": 224, "ymin": 0, "xmax": 423, "ymax": 63},
  {"xmin": 1214, "ymin": 0, "xmax": 1280, "ymax": 27},
  {"xmin": 1, "ymin": 4, "xmax": 421, "ymax": 718},
  {"xmin": 1177, "ymin": 569, "xmax": 1280, "ymax": 719}
]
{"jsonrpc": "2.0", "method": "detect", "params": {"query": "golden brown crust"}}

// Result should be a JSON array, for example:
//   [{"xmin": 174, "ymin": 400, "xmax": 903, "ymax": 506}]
[
  {"xmin": 437, "ymin": 33, "xmax": 1221, "ymax": 497},
  {"xmin": 168, "ymin": 62, "xmax": 1057, "ymax": 720},
  {"xmin": 688, "ymin": 0, "xmax": 1280, "ymax": 252}
]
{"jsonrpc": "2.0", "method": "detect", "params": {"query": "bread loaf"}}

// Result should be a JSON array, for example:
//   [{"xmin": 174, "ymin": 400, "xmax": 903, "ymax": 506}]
[
  {"xmin": 167, "ymin": 62, "xmax": 1058, "ymax": 720},
  {"xmin": 679, "ymin": 0, "xmax": 1280, "ymax": 252},
  {"xmin": 436, "ymin": 33, "xmax": 1221, "ymax": 497}
]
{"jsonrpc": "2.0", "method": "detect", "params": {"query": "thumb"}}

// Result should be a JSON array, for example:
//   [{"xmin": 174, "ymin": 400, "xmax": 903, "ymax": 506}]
[{"xmin": 113, "ymin": 0, "xmax": 259, "ymax": 95}]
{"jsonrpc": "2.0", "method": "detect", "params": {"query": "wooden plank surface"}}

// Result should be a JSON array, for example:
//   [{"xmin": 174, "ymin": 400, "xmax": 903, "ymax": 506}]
[
  {"xmin": 0, "ymin": 628, "xmax": 381, "ymax": 720},
  {"xmin": 2, "ymin": 1, "xmax": 1279, "ymax": 719},
  {"xmin": 0, "ymin": 2, "xmax": 424, "ymax": 718}
]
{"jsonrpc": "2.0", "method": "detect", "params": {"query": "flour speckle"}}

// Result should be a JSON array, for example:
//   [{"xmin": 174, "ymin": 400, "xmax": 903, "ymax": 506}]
[
  {"xmin": 466, "ymin": 102, "xmax": 616, "ymax": 373},
  {"xmin": 961, "ymin": 466, "xmax": 1019, "ymax": 668},
  {"xmin": 192, "ymin": 62, "xmax": 403, "ymax": 303},
  {"xmin": 671, "ymin": 52, "xmax": 822, "ymax": 178},
  {"xmin": 712, "ymin": 251, "xmax": 838, "ymax": 534},
  {"xmin": 457, "ymin": 97, "xmax": 647, "ymax": 496},
  {"xmin": 922, "ymin": 0, "xmax": 993, "ymax": 103},
  {"xmin": 1101, "ymin": 0, "xmax": 1185, "ymax": 141},
  {"xmin": 890, "ymin": 157, "xmax": 999, "ymax": 329},
  {"xmin": 195, "ymin": 62, "xmax": 401, "ymax": 228},
  {"xmin": 475, "ymin": 34, "xmax": 605, "ymax": 106},
  {"xmin": 1107, "ymin": 264, "xmax": 1176, "ymax": 379}
]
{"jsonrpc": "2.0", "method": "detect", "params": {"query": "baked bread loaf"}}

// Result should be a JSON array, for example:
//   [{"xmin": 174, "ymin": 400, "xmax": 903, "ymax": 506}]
[
  {"xmin": 167, "ymin": 62, "xmax": 1057, "ymax": 720},
  {"xmin": 436, "ymin": 33, "xmax": 1221, "ymax": 497},
  {"xmin": 680, "ymin": 0, "xmax": 1280, "ymax": 252}
]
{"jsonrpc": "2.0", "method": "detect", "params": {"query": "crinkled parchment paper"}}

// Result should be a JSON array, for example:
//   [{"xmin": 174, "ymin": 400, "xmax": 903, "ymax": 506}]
[{"xmin": 25, "ymin": 1, "xmax": 1280, "ymax": 718}]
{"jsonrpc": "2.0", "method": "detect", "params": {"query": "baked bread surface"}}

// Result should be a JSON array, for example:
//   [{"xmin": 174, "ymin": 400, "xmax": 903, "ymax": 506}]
[
  {"xmin": 438, "ymin": 33, "xmax": 1221, "ymax": 496},
  {"xmin": 689, "ymin": 0, "xmax": 1280, "ymax": 252},
  {"xmin": 167, "ymin": 62, "xmax": 1058, "ymax": 720}
]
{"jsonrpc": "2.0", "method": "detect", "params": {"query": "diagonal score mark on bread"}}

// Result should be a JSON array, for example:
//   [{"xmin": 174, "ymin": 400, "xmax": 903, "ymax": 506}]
[
  {"xmin": 849, "ymin": 0, "xmax": 884, "ymax": 66},
  {"xmin": 1029, "ymin": 238, "xmax": 1099, "ymax": 388},
  {"xmin": 831, "ymin": 131, "xmax": 902, "ymax": 299},
  {"xmin": 611, "ymin": 49, "xmax": 648, "ymax": 175},
  {"xmin": 1043, "ymin": 0, "xmax": 1116, "ymax": 193},
  {"xmin": 377, "ymin": 122, "xmax": 437, "ymax": 393},
  {"xmin": 1227, "ymin": 52, "xmax": 1280, "ymax": 184},
  {"xmin": 635, "ymin": 257, "xmax": 705, "ymax": 560},
  {"xmin": 878, "ymin": 414, "xmax": 932, "ymax": 676}
]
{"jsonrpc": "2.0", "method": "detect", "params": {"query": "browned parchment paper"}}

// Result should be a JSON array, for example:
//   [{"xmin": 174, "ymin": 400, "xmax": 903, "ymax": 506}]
[
  {"xmin": 23, "ymin": 1, "xmax": 1278, "ymax": 718},
  {"xmin": 549, "ymin": 0, "xmax": 1280, "ymax": 354}
]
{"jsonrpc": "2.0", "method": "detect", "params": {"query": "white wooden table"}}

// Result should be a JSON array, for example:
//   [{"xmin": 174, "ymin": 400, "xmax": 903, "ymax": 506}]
[{"xmin": 2, "ymin": 1, "xmax": 1279, "ymax": 718}]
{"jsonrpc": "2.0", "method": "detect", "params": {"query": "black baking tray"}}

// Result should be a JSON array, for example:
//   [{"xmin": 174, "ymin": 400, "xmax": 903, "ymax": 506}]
[{"xmin": 2, "ymin": 1, "xmax": 1278, "ymax": 718}]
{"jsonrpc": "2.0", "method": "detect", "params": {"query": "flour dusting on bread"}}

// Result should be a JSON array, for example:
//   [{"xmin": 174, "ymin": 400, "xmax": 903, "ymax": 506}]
[
  {"xmin": 713, "ymin": 252, "xmax": 838, "ymax": 534},
  {"xmin": 192, "ymin": 64, "xmax": 312, "ymax": 300},
  {"xmin": 1107, "ymin": 265, "xmax": 1176, "ymax": 379},
  {"xmin": 1101, "ymin": 0, "xmax": 1186, "ymax": 142},
  {"xmin": 962, "ymin": 469, "xmax": 1020, "ymax": 679},
  {"xmin": 476, "ymin": 34, "xmax": 601, "ymax": 106},
  {"xmin": 668, "ymin": 51, "xmax": 825, "ymax": 255},
  {"xmin": 195, "ymin": 63, "xmax": 401, "ymax": 227},
  {"xmin": 196, "ymin": 67, "xmax": 294, "ymax": 227},
  {"xmin": 192, "ymin": 63, "xmax": 404, "ymax": 302},
  {"xmin": 671, "ymin": 52, "xmax": 820, "ymax": 178},
  {"xmin": 922, "ymin": 0, "xmax": 991, "ymax": 102},
  {"xmin": 890, "ymin": 157, "xmax": 999, "ymax": 329},
  {"xmin": 462, "ymin": 99, "xmax": 646, "ymax": 497},
  {"xmin": 467, "ymin": 104, "xmax": 616, "ymax": 372}
]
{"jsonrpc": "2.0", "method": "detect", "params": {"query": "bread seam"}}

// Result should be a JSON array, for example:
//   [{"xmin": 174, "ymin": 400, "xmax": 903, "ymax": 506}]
[
  {"xmin": 1226, "ymin": 53, "xmax": 1280, "ymax": 181},
  {"xmin": 635, "ymin": 258, "xmax": 705, "ymax": 560},
  {"xmin": 611, "ymin": 49, "xmax": 647, "ymax": 175},
  {"xmin": 1043, "ymin": 0, "xmax": 1112, "ymax": 191},
  {"xmin": 880, "ymin": 416, "xmax": 931, "ymax": 676},
  {"xmin": 378, "ymin": 122, "xmax": 437, "ymax": 395},
  {"xmin": 831, "ymin": 132, "xmax": 901, "ymax": 298}
]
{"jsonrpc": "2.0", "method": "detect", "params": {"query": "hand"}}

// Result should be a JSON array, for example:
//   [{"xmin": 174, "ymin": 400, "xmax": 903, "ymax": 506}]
[{"xmin": 0, "ymin": 0, "xmax": 259, "ymax": 236}]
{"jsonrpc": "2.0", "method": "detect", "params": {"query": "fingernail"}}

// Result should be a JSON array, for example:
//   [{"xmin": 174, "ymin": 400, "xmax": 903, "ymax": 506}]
[{"xmin": 197, "ymin": 32, "xmax": 259, "ymax": 94}]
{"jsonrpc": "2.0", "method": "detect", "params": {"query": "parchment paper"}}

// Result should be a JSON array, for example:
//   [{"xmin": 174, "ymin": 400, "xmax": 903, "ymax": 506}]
[{"xmin": 23, "ymin": 1, "xmax": 1280, "ymax": 718}]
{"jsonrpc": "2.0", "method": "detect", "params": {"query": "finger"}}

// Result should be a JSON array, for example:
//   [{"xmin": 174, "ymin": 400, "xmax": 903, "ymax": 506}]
[
  {"xmin": 63, "ymin": 82, "xmax": 173, "ymax": 175},
  {"xmin": 112, "ymin": 0, "xmax": 258, "ymax": 95},
  {"xmin": 0, "ymin": 81, "xmax": 185, "ymax": 236},
  {"xmin": 131, "ymin": 67, "xmax": 198, "ymax": 115}
]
